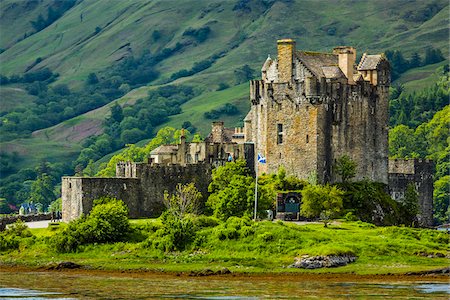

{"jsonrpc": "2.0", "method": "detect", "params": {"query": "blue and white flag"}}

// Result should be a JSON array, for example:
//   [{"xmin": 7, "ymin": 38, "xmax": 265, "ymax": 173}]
[{"xmin": 257, "ymin": 153, "xmax": 266, "ymax": 164}]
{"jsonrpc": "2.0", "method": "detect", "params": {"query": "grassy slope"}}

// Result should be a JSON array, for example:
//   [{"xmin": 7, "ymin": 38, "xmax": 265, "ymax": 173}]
[
  {"xmin": 0, "ymin": 86, "xmax": 37, "ymax": 113},
  {"xmin": 0, "ymin": 0, "xmax": 52, "ymax": 49},
  {"xmin": 0, "ymin": 0, "xmax": 448, "ymax": 174},
  {"xmin": 1, "ymin": 220, "xmax": 448, "ymax": 274}
]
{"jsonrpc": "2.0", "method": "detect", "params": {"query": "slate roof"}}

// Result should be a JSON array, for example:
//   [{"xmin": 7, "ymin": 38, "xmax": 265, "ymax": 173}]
[
  {"xmin": 357, "ymin": 54, "xmax": 383, "ymax": 70},
  {"xmin": 150, "ymin": 145, "xmax": 178, "ymax": 155},
  {"xmin": 295, "ymin": 51, "xmax": 340, "ymax": 78},
  {"xmin": 321, "ymin": 66, "xmax": 345, "ymax": 79}
]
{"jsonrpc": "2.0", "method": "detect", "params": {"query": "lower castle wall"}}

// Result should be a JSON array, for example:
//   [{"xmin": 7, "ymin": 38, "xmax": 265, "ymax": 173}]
[
  {"xmin": 62, "ymin": 164, "xmax": 213, "ymax": 222},
  {"xmin": 62, "ymin": 177, "xmax": 141, "ymax": 222}
]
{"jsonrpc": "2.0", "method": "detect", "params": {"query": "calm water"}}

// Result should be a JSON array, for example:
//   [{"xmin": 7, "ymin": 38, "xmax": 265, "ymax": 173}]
[{"xmin": 0, "ymin": 271, "xmax": 448, "ymax": 299}]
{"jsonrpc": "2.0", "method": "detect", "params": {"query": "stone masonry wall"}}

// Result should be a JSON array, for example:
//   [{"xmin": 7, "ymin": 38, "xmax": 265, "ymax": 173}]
[
  {"xmin": 62, "ymin": 164, "xmax": 213, "ymax": 222},
  {"xmin": 249, "ymin": 75, "xmax": 388, "ymax": 183},
  {"xmin": 388, "ymin": 159, "xmax": 434, "ymax": 227},
  {"xmin": 62, "ymin": 177, "xmax": 141, "ymax": 222}
]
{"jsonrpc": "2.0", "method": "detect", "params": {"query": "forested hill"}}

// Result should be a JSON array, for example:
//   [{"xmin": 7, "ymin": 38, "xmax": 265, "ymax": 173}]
[{"xmin": 0, "ymin": 0, "xmax": 448, "ymax": 219}]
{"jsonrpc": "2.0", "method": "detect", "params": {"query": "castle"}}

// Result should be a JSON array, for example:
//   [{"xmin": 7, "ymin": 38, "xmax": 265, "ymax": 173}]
[{"xmin": 62, "ymin": 39, "xmax": 434, "ymax": 226}]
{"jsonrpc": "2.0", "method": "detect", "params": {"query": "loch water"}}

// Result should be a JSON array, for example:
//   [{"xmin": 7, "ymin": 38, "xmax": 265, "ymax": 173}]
[{"xmin": 0, "ymin": 271, "xmax": 448, "ymax": 299}]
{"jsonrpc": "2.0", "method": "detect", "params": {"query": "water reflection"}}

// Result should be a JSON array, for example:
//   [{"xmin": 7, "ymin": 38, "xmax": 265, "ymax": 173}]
[
  {"xmin": 0, "ymin": 287, "xmax": 76, "ymax": 299},
  {"xmin": 0, "ymin": 271, "xmax": 448, "ymax": 299}
]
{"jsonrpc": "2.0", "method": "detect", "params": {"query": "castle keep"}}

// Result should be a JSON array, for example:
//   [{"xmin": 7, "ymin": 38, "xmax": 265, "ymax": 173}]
[
  {"xmin": 62, "ymin": 39, "xmax": 433, "ymax": 226},
  {"xmin": 244, "ymin": 39, "xmax": 390, "ymax": 183}
]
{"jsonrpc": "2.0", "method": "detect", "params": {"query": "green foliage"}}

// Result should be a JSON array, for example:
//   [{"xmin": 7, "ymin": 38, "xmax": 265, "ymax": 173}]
[
  {"xmin": 400, "ymin": 183, "xmax": 419, "ymax": 226},
  {"xmin": 143, "ymin": 211, "xmax": 196, "ymax": 252},
  {"xmin": 30, "ymin": 0, "xmax": 76, "ymax": 32},
  {"xmin": 27, "ymin": 173, "xmax": 55, "ymax": 211},
  {"xmin": 163, "ymin": 183, "xmax": 202, "ymax": 219},
  {"xmin": 385, "ymin": 47, "xmax": 445, "ymax": 81},
  {"xmin": 337, "ymin": 181, "xmax": 401, "ymax": 226},
  {"xmin": 0, "ymin": 220, "xmax": 33, "ymax": 251},
  {"xmin": 182, "ymin": 26, "xmax": 211, "ymax": 43},
  {"xmin": 204, "ymin": 103, "xmax": 239, "ymax": 119},
  {"xmin": 433, "ymin": 175, "xmax": 450, "ymax": 224},
  {"xmin": 300, "ymin": 184, "xmax": 344, "ymax": 226},
  {"xmin": 333, "ymin": 155, "xmax": 357, "ymax": 182},
  {"xmin": 51, "ymin": 198, "xmax": 130, "ymax": 252},
  {"xmin": 389, "ymin": 105, "xmax": 450, "ymax": 224},
  {"xmin": 96, "ymin": 126, "xmax": 189, "ymax": 177},
  {"xmin": 207, "ymin": 160, "xmax": 273, "ymax": 220},
  {"xmin": 234, "ymin": 65, "xmax": 255, "ymax": 84},
  {"xmin": 213, "ymin": 216, "xmax": 254, "ymax": 240},
  {"xmin": 389, "ymin": 71, "xmax": 449, "ymax": 128}
]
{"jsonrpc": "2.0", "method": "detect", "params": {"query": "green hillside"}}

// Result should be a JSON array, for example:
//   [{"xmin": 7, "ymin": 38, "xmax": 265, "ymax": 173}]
[{"xmin": 0, "ymin": 0, "xmax": 448, "ymax": 212}]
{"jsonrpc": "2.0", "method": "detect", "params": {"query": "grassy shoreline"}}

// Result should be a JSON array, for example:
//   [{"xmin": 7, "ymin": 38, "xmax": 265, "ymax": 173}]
[{"xmin": 1, "ymin": 219, "xmax": 448, "ymax": 276}]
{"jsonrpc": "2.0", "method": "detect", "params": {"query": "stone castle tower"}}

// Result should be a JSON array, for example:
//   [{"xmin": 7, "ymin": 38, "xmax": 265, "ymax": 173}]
[{"xmin": 244, "ymin": 39, "xmax": 391, "ymax": 183}]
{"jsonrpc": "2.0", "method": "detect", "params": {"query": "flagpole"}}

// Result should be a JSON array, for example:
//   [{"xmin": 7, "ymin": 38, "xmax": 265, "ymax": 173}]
[{"xmin": 254, "ymin": 163, "xmax": 258, "ymax": 221}]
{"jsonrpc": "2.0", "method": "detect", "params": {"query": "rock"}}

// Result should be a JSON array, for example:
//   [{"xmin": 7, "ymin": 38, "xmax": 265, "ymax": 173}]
[
  {"xmin": 289, "ymin": 255, "xmax": 357, "ymax": 269},
  {"xmin": 54, "ymin": 261, "xmax": 82, "ymax": 270},
  {"xmin": 188, "ymin": 268, "xmax": 232, "ymax": 276},
  {"xmin": 406, "ymin": 267, "xmax": 450, "ymax": 276}
]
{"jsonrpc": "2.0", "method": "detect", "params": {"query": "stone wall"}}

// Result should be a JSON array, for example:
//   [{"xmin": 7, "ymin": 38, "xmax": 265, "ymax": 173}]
[
  {"xmin": 0, "ymin": 213, "xmax": 52, "ymax": 231},
  {"xmin": 248, "ymin": 75, "xmax": 388, "ymax": 183},
  {"xmin": 62, "ymin": 177, "xmax": 141, "ymax": 222},
  {"xmin": 388, "ymin": 159, "xmax": 434, "ymax": 227},
  {"xmin": 62, "ymin": 164, "xmax": 213, "ymax": 222}
]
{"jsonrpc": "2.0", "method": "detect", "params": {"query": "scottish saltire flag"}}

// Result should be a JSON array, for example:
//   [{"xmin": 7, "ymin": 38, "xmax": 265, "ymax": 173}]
[{"xmin": 257, "ymin": 153, "xmax": 266, "ymax": 164}]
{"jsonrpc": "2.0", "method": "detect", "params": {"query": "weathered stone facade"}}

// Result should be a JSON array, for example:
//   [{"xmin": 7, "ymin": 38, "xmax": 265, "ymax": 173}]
[
  {"xmin": 245, "ymin": 39, "xmax": 390, "ymax": 183},
  {"xmin": 62, "ymin": 124, "xmax": 254, "ymax": 222},
  {"xmin": 62, "ymin": 38, "xmax": 434, "ymax": 226},
  {"xmin": 388, "ymin": 159, "xmax": 434, "ymax": 227}
]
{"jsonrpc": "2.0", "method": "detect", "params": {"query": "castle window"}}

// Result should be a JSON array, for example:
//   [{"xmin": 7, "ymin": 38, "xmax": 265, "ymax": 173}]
[
  {"xmin": 306, "ymin": 134, "xmax": 309, "ymax": 143},
  {"xmin": 278, "ymin": 103, "xmax": 282, "ymax": 111},
  {"xmin": 277, "ymin": 124, "xmax": 283, "ymax": 144},
  {"xmin": 69, "ymin": 182, "xmax": 71, "ymax": 188},
  {"xmin": 195, "ymin": 153, "xmax": 199, "ymax": 162}
]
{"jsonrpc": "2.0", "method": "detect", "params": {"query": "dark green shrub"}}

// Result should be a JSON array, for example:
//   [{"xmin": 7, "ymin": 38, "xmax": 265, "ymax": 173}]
[
  {"xmin": 143, "ymin": 212, "xmax": 196, "ymax": 252},
  {"xmin": 190, "ymin": 215, "xmax": 220, "ymax": 228},
  {"xmin": 51, "ymin": 198, "xmax": 131, "ymax": 252},
  {"xmin": 0, "ymin": 220, "xmax": 33, "ymax": 251}
]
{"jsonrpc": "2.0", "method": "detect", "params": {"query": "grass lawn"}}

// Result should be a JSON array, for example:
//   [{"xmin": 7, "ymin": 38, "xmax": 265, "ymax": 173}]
[{"xmin": 1, "ymin": 219, "xmax": 448, "ymax": 275}]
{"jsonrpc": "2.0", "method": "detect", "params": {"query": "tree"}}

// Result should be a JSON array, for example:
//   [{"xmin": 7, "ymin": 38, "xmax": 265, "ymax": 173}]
[
  {"xmin": 86, "ymin": 73, "xmax": 99, "ymax": 85},
  {"xmin": 409, "ymin": 52, "xmax": 422, "ymax": 68},
  {"xmin": 28, "ymin": 174, "xmax": 56, "ymax": 211},
  {"xmin": 334, "ymin": 155, "xmax": 357, "ymax": 182},
  {"xmin": 388, "ymin": 125, "xmax": 420, "ymax": 158},
  {"xmin": 234, "ymin": 65, "xmax": 255, "ymax": 84},
  {"xmin": 109, "ymin": 103, "xmax": 124, "ymax": 123},
  {"xmin": 300, "ymin": 184, "xmax": 344, "ymax": 227},
  {"xmin": 207, "ymin": 160, "xmax": 272, "ymax": 220},
  {"xmin": 434, "ymin": 175, "xmax": 450, "ymax": 224},
  {"xmin": 207, "ymin": 175, "xmax": 255, "ymax": 220},
  {"xmin": 400, "ymin": 183, "xmax": 419, "ymax": 226},
  {"xmin": 163, "ymin": 183, "xmax": 202, "ymax": 219}
]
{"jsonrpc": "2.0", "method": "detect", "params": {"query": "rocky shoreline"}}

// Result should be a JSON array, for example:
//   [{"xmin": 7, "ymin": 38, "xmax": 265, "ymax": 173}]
[{"xmin": 289, "ymin": 254, "xmax": 357, "ymax": 269}]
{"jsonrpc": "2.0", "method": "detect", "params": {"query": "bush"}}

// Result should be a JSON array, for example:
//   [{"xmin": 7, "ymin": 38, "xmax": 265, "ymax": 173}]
[
  {"xmin": 51, "ymin": 198, "xmax": 131, "ymax": 252},
  {"xmin": 144, "ymin": 212, "xmax": 196, "ymax": 252},
  {"xmin": 0, "ymin": 220, "xmax": 33, "ymax": 252}
]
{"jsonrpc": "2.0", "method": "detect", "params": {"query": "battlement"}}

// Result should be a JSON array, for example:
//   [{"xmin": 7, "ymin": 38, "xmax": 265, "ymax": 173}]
[{"xmin": 388, "ymin": 158, "xmax": 434, "ymax": 175}]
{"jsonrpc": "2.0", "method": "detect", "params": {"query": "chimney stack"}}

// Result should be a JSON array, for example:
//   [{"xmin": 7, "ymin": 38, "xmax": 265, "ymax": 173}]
[
  {"xmin": 333, "ymin": 46, "xmax": 356, "ymax": 84},
  {"xmin": 211, "ymin": 121, "xmax": 224, "ymax": 143},
  {"xmin": 277, "ymin": 39, "xmax": 296, "ymax": 83}
]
